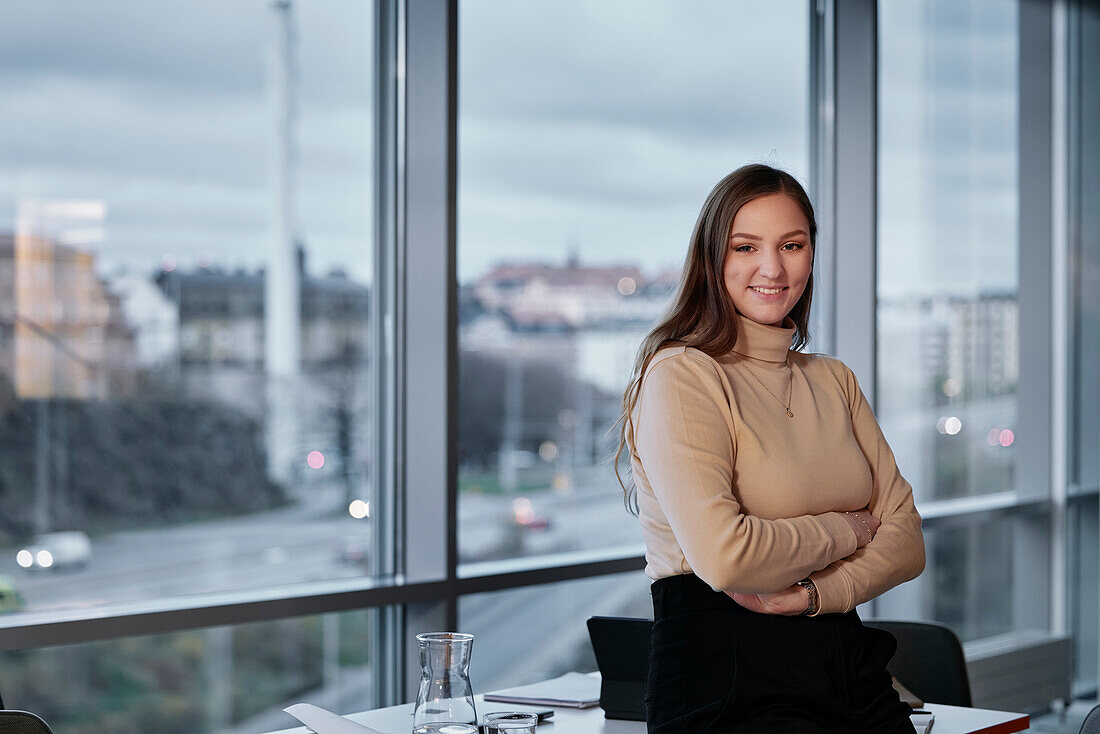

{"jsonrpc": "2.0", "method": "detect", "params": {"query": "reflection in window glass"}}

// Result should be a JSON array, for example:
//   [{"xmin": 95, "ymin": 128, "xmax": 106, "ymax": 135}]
[
  {"xmin": 460, "ymin": 572, "xmax": 652, "ymax": 692},
  {"xmin": 0, "ymin": 1, "xmax": 377, "ymax": 616},
  {"xmin": 457, "ymin": 0, "xmax": 811, "ymax": 567},
  {"xmin": 877, "ymin": 0, "xmax": 1019, "ymax": 503},
  {"xmin": 0, "ymin": 608, "xmax": 378, "ymax": 734}
]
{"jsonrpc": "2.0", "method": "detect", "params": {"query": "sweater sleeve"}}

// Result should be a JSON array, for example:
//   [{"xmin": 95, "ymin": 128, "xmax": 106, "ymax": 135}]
[
  {"xmin": 633, "ymin": 350, "xmax": 859, "ymax": 594},
  {"xmin": 808, "ymin": 359, "xmax": 926, "ymax": 614}
]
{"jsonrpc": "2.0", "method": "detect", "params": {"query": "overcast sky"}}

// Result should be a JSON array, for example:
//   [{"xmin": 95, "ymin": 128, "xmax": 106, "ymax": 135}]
[{"xmin": 0, "ymin": 0, "xmax": 1016, "ymax": 296}]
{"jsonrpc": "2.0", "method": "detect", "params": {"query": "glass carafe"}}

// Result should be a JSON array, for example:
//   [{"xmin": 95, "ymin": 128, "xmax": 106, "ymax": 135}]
[{"xmin": 411, "ymin": 632, "xmax": 477, "ymax": 734}]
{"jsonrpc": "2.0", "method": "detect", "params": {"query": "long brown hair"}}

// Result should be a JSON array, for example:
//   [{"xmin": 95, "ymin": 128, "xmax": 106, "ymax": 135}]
[{"xmin": 613, "ymin": 164, "xmax": 817, "ymax": 514}]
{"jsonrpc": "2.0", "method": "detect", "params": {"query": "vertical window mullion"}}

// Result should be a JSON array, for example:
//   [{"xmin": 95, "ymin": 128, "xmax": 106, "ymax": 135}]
[
  {"xmin": 400, "ymin": 0, "xmax": 457, "ymax": 702},
  {"xmin": 833, "ymin": 0, "xmax": 878, "ymax": 403},
  {"xmin": 1015, "ymin": 0, "xmax": 1056, "ymax": 632}
]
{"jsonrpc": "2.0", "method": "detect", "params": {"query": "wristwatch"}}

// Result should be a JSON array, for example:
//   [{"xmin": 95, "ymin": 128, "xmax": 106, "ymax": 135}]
[{"xmin": 796, "ymin": 578, "xmax": 819, "ymax": 616}]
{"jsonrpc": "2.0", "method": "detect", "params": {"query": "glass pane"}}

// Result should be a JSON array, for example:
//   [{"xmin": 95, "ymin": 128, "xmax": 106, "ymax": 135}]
[
  {"xmin": 1069, "ymin": 499, "xmax": 1098, "ymax": 694},
  {"xmin": 875, "ymin": 517, "xmax": 1015, "ymax": 642},
  {"xmin": 460, "ymin": 572, "xmax": 652, "ymax": 692},
  {"xmin": 457, "ymin": 0, "xmax": 812, "ymax": 568},
  {"xmin": 0, "ymin": 608, "xmax": 380, "ymax": 734},
  {"xmin": 876, "ymin": 0, "xmax": 1019, "ymax": 503},
  {"xmin": 0, "ymin": 1, "xmax": 378, "ymax": 617}
]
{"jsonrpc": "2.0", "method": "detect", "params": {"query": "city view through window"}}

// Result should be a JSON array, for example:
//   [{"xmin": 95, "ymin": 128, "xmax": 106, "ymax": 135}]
[
  {"xmin": 456, "ymin": 0, "xmax": 811, "ymax": 572},
  {"xmin": 453, "ymin": 0, "xmax": 814, "ymax": 696},
  {"xmin": 0, "ymin": 2, "xmax": 380, "ymax": 731},
  {"xmin": 875, "ymin": 0, "xmax": 1020, "ymax": 642},
  {"xmin": 0, "ymin": 0, "xmax": 377, "ymax": 608}
]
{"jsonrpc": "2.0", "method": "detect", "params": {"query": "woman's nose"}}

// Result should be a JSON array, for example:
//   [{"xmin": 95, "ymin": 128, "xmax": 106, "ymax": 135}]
[{"xmin": 758, "ymin": 251, "xmax": 784, "ymax": 280}]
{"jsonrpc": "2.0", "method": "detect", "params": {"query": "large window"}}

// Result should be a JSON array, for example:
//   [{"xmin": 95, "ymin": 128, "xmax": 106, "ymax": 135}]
[
  {"xmin": 0, "ymin": 1, "xmax": 378, "ymax": 624},
  {"xmin": 877, "ymin": 0, "xmax": 1019, "ymax": 506},
  {"xmin": 0, "ymin": 608, "xmax": 381, "ymax": 734},
  {"xmin": 461, "ymin": 572, "xmax": 651, "ymax": 692},
  {"xmin": 875, "ymin": 0, "xmax": 1020, "ymax": 637},
  {"xmin": 456, "ymin": 0, "xmax": 813, "ymax": 569},
  {"xmin": 1, "ymin": 1, "xmax": 1095, "ymax": 729}
]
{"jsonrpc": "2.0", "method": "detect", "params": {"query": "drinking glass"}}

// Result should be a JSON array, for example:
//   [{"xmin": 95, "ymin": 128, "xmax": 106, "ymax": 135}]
[{"xmin": 483, "ymin": 712, "xmax": 538, "ymax": 734}]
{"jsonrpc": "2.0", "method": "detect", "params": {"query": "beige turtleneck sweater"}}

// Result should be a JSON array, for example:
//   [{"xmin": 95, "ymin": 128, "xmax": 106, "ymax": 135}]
[{"xmin": 629, "ymin": 314, "xmax": 925, "ymax": 615}]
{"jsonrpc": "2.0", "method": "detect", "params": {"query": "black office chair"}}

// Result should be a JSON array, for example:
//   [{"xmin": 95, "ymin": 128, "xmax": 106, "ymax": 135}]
[
  {"xmin": 864, "ymin": 619, "xmax": 972, "ymax": 707},
  {"xmin": 1079, "ymin": 703, "xmax": 1100, "ymax": 734},
  {"xmin": 0, "ymin": 711, "xmax": 55, "ymax": 734}
]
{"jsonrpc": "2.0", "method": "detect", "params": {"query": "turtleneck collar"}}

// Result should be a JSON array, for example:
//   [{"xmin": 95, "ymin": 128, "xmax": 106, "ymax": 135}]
[{"xmin": 731, "ymin": 312, "xmax": 796, "ymax": 363}]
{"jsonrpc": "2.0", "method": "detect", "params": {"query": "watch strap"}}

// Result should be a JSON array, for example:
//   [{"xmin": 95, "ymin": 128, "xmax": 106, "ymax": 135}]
[{"xmin": 796, "ymin": 578, "xmax": 819, "ymax": 616}]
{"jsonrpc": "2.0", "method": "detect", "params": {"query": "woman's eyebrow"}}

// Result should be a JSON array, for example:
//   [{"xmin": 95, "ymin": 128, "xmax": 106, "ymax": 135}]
[{"xmin": 729, "ymin": 229, "xmax": 808, "ymax": 240}]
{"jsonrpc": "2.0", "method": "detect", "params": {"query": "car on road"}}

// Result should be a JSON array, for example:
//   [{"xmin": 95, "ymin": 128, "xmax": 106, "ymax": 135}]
[
  {"xmin": 16, "ymin": 531, "xmax": 92, "ymax": 571},
  {"xmin": 0, "ymin": 575, "xmax": 24, "ymax": 613}
]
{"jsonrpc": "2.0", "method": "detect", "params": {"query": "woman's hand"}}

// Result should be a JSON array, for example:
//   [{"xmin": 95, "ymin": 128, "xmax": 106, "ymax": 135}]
[
  {"xmin": 728, "ymin": 585, "xmax": 809, "ymax": 616},
  {"xmin": 843, "ymin": 509, "xmax": 880, "ymax": 547}
]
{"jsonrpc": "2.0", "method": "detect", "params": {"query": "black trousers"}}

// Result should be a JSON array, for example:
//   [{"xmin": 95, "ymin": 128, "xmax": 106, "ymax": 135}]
[{"xmin": 646, "ymin": 574, "xmax": 916, "ymax": 734}]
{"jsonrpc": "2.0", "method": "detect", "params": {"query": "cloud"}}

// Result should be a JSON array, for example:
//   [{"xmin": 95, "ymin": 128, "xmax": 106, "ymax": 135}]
[
  {"xmin": 0, "ymin": 0, "xmax": 373, "ymax": 106},
  {"xmin": 0, "ymin": 0, "xmax": 374, "ymax": 281},
  {"xmin": 1, "ymin": 0, "xmax": 812, "ymax": 284},
  {"xmin": 457, "ymin": 0, "xmax": 812, "ymax": 278}
]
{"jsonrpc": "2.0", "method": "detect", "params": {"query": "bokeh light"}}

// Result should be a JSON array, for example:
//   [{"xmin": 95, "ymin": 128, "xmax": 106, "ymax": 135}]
[
  {"xmin": 37, "ymin": 550, "xmax": 53, "ymax": 568},
  {"xmin": 998, "ymin": 429, "xmax": 1015, "ymax": 447},
  {"xmin": 16, "ymin": 550, "xmax": 33, "ymax": 568},
  {"xmin": 160, "ymin": 254, "xmax": 177, "ymax": 272},
  {"xmin": 512, "ymin": 497, "xmax": 535, "ymax": 525},
  {"xmin": 307, "ymin": 450, "xmax": 325, "ymax": 469},
  {"xmin": 349, "ymin": 499, "xmax": 370, "ymax": 519},
  {"xmin": 944, "ymin": 417, "xmax": 962, "ymax": 435},
  {"xmin": 617, "ymin": 276, "xmax": 637, "ymax": 296},
  {"xmin": 538, "ymin": 441, "xmax": 558, "ymax": 461}
]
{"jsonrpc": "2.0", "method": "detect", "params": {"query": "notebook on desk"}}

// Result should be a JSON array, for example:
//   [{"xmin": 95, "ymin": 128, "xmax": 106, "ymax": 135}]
[
  {"xmin": 483, "ymin": 672, "xmax": 597, "ymax": 708},
  {"xmin": 586, "ymin": 616, "xmax": 652, "ymax": 721}
]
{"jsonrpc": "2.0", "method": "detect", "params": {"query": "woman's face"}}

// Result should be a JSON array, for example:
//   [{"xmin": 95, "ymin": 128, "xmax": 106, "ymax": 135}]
[{"xmin": 723, "ymin": 193, "xmax": 813, "ymax": 327}]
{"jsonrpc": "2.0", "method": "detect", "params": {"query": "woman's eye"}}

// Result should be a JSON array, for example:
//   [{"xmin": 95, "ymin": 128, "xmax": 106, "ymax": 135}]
[
  {"xmin": 782, "ymin": 241, "xmax": 805, "ymax": 251},
  {"xmin": 733, "ymin": 244, "xmax": 754, "ymax": 253}
]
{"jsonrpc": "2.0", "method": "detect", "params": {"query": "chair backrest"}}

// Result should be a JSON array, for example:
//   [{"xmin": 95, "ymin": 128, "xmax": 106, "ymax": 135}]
[
  {"xmin": 1080, "ymin": 703, "xmax": 1100, "ymax": 734},
  {"xmin": 0, "ymin": 711, "xmax": 55, "ymax": 734},
  {"xmin": 864, "ymin": 619, "xmax": 972, "ymax": 707}
]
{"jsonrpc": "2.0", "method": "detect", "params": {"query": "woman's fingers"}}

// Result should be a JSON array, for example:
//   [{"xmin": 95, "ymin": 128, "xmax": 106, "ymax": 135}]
[
  {"xmin": 861, "ymin": 509, "xmax": 881, "ymax": 536},
  {"xmin": 728, "ymin": 587, "xmax": 807, "ymax": 616}
]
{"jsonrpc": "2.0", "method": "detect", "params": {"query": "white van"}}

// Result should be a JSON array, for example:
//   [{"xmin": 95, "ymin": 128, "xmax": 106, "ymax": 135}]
[{"xmin": 16, "ymin": 531, "xmax": 92, "ymax": 571}]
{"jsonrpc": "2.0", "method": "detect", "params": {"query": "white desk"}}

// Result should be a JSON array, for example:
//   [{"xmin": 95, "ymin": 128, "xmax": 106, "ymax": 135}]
[{"xmin": 264, "ymin": 695, "xmax": 1029, "ymax": 734}]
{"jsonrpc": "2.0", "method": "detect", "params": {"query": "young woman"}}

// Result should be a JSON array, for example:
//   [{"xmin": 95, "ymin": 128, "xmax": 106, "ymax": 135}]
[{"xmin": 617, "ymin": 164, "xmax": 925, "ymax": 733}]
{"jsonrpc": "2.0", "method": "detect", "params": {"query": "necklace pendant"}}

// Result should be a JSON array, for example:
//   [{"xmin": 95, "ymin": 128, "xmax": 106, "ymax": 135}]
[{"xmin": 786, "ymin": 409, "xmax": 794, "ymax": 418}]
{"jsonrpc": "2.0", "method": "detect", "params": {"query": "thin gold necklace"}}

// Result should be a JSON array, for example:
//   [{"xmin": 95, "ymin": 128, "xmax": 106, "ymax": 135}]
[{"xmin": 741, "ymin": 359, "xmax": 794, "ymax": 418}]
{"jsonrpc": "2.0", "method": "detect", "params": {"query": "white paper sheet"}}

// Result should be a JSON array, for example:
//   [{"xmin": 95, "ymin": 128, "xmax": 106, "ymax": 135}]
[{"xmin": 283, "ymin": 703, "xmax": 389, "ymax": 734}]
